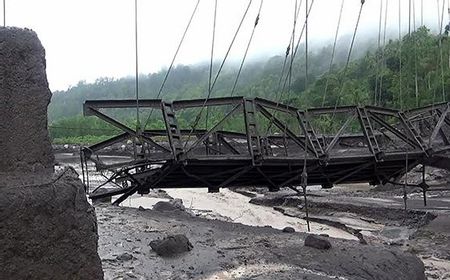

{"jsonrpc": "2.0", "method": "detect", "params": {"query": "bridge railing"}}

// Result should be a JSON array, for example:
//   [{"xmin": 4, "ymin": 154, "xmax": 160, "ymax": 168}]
[{"xmin": 83, "ymin": 97, "xmax": 443, "ymax": 169}]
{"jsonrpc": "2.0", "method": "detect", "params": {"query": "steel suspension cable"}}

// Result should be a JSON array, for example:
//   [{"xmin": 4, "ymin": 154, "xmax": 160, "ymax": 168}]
[
  {"xmin": 283, "ymin": 0, "xmax": 304, "ymax": 104},
  {"xmin": 378, "ymin": 0, "xmax": 388, "ymax": 106},
  {"xmin": 438, "ymin": 0, "xmax": 442, "ymax": 33},
  {"xmin": 399, "ymin": 0, "xmax": 403, "ymax": 109},
  {"xmin": 421, "ymin": 0, "xmax": 424, "ymax": 26},
  {"xmin": 265, "ymin": 1, "xmax": 315, "ymax": 140},
  {"xmin": 409, "ymin": 0, "xmax": 412, "ymax": 35},
  {"xmin": 205, "ymin": 0, "xmax": 218, "ymax": 133},
  {"xmin": 322, "ymin": 0, "xmax": 345, "ymax": 107},
  {"xmin": 142, "ymin": 0, "xmax": 201, "ymax": 129},
  {"xmin": 274, "ymin": 0, "xmax": 304, "ymax": 102},
  {"xmin": 184, "ymin": 0, "xmax": 253, "ymax": 146},
  {"xmin": 413, "ymin": 0, "xmax": 420, "ymax": 106},
  {"xmin": 303, "ymin": 0, "xmax": 310, "ymax": 232},
  {"xmin": 432, "ymin": 0, "xmax": 446, "ymax": 106},
  {"xmin": 278, "ymin": 0, "xmax": 313, "ymax": 102},
  {"xmin": 427, "ymin": 0, "xmax": 444, "ymax": 132},
  {"xmin": 288, "ymin": 0, "xmax": 299, "ymax": 95},
  {"xmin": 230, "ymin": 0, "xmax": 264, "ymax": 97},
  {"xmin": 374, "ymin": 0, "xmax": 383, "ymax": 106},
  {"xmin": 281, "ymin": 0, "xmax": 300, "ymax": 157},
  {"xmin": 406, "ymin": 0, "xmax": 412, "ymax": 109},
  {"xmin": 274, "ymin": 49, "xmax": 291, "ymax": 102},
  {"xmin": 209, "ymin": 0, "xmax": 218, "ymax": 96},
  {"xmin": 134, "ymin": 0, "xmax": 141, "ymax": 133},
  {"xmin": 332, "ymin": 0, "xmax": 365, "ymax": 111},
  {"xmin": 266, "ymin": 0, "xmax": 309, "ymax": 136},
  {"xmin": 292, "ymin": 0, "xmax": 315, "ymax": 58},
  {"xmin": 345, "ymin": 1, "xmax": 364, "ymax": 68},
  {"xmin": 305, "ymin": 0, "xmax": 309, "ymax": 90},
  {"xmin": 439, "ymin": 0, "xmax": 446, "ymax": 102}
]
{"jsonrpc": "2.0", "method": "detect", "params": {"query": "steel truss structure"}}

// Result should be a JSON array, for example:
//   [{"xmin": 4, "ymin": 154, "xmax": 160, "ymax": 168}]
[{"xmin": 80, "ymin": 97, "xmax": 450, "ymax": 205}]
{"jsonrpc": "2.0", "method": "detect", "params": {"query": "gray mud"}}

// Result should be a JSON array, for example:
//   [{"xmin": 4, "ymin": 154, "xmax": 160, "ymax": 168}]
[
  {"xmin": 97, "ymin": 204, "xmax": 425, "ymax": 280},
  {"xmin": 246, "ymin": 185, "xmax": 450, "ymax": 280}
]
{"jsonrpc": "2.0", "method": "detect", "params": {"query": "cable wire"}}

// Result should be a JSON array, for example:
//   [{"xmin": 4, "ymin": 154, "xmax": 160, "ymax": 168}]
[
  {"xmin": 230, "ymin": 0, "xmax": 263, "ymax": 97},
  {"xmin": 265, "ymin": 0, "xmax": 308, "ymax": 135},
  {"xmin": 185, "ymin": 0, "xmax": 253, "ymax": 142},
  {"xmin": 265, "ymin": 0, "xmax": 314, "ymax": 136},
  {"xmin": 134, "ymin": 0, "xmax": 140, "ymax": 132},
  {"xmin": 421, "ymin": 0, "xmax": 424, "ymax": 26},
  {"xmin": 279, "ymin": 0, "xmax": 313, "ymax": 102},
  {"xmin": 399, "ymin": 0, "xmax": 403, "ymax": 109},
  {"xmin": 413, "ymin": 0, "xmax": 420, "ymax": 107},
  {"xmin": 332, "ymin": 0, "xmax": 365, "ymax": 111},
  {"xmin": 3, "ymin": 0, "xmax": 5, "ymax": 26},
  {"xmin": 205, "ymin": 0, "xmax": 218, "ymax": 134},
  {"xmin": 439, "ymin": 0, "xmax": 446, "ymax": 102},
  {"xmin": 322, "ymin": 0, "xmax": 345, "ymax": 107},
  {"xmin": 142, "ymin": 0, "xmax": 201, "ymax": 129},
  {"xmin": 374, "ymin": 0, "xmax": 383, "ymax": 106},
  {"xmin": 378, "ymin": 0, "xmax": 388, "ymax": 106}
]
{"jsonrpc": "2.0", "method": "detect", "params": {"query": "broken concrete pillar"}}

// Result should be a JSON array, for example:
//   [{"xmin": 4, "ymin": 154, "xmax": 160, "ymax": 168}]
[
  {"xmin": 0, "ymin": 27, "xmax": 54, "ymax": 184},
  {"xmin": 0, "ymin": 27, "xmax": 104, "ymax": 279}
]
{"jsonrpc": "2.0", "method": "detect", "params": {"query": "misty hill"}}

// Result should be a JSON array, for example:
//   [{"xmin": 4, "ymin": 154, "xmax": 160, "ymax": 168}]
[
  {"xmin": 48, "ymin": 30, "xmax": 384, "ymax": 123},
  {"xmin": 48, "ymin": 27, "xmax": 450, "ymax": 142}
]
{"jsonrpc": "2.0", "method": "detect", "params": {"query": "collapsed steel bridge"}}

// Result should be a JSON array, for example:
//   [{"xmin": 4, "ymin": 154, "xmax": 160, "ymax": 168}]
[{"xmin": 80, "ymin": 96, "xmax": 450, "ymax": 205}]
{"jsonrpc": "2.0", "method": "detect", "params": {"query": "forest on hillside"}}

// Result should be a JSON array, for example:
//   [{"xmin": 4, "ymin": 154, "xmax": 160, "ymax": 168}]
[{"xmin": 49, "ymin": 27, "xmax": 450, "ymax": 143}]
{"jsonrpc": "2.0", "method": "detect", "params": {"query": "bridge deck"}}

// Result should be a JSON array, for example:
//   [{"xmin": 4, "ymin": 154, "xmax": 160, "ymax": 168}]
[{"xmin": 80, "ymin": 97, "xmax": 450, "ymax": 204}]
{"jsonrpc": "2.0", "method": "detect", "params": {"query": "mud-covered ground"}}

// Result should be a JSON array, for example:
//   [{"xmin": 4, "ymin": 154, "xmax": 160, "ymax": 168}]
[
  {"xmin": 95, "ymin": 204, "xmax": 426, "ymax": 280},
  {"xmin": 55, "ymin": 153, "xmax": 450, "ymax": 279},
  {"xmin": 245, "ymin": 186, "xmax": 450, "ymax": 280}
]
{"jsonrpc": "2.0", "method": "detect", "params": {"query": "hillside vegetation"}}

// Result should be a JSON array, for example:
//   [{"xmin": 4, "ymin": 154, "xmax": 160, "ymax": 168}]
[{"xmin": 49, "ymin": 27, "xmax": 450, "ymax": 143}]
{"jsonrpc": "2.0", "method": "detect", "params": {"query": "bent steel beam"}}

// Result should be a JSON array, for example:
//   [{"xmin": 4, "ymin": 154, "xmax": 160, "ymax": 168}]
[{"xmin": 82, "ymin": 97, "xmax": 450, "ymax": 203}]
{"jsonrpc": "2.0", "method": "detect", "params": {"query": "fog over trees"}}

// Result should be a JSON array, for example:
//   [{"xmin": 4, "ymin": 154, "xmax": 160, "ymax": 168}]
[{"xmin": 49, "ymin": 27, "xmax": 450, "ymax": 143}]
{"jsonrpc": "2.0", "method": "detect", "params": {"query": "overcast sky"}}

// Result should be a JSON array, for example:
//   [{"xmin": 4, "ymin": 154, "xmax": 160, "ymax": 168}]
[{"xmin": 2, "ymin": 0, "xmax": 447, "ymax": 91}]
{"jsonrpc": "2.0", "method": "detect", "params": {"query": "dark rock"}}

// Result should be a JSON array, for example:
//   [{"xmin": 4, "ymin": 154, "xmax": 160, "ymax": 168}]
[
  {"xmin": 320, "ymin": 234, "xmax": 330, "ymax": 237},
  {"xmin": 117, "ymin": 253, "xmax": 133, "ymax": 261},
  {"xmin": 153, "ymin": 199, "xmax": 185, "ymax": 212},
  {"xmin": 150, "ymin": 234, "xmax": 193, "ymax": 257},
  {"xmin": 304, "ymin": 234, "xmax": 332, "ymax": 250},
  {"xmin": 282, "ymin": 227, "xmax": 295, "ymax": 233},
  {"xmin": 138, "ymin": 206, "xmax": 146, "ymax": 211}
]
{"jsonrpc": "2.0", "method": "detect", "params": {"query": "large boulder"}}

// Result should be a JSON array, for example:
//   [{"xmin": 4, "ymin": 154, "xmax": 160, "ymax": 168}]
[
  {"xmin": 0, "ymin": 27, "xmax": 54, "ymax": 185},
  {"xmin": 153, "ymin": 198, "xmax": 185, "ymax": 212},
  {"xmin": 150, "ymin": 234, "xmax": 193, "ymax": 257},
  {"xmin": 304, "ymin": 234, "xmax": 332, "ymax": 250}
]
